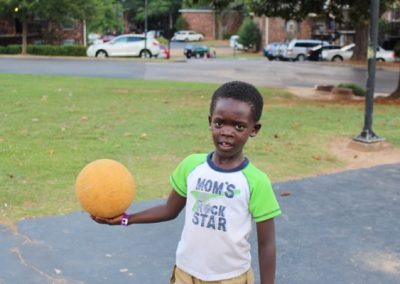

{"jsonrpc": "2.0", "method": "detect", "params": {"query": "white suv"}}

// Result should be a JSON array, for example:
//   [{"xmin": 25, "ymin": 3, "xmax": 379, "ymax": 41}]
[
  {"xmin": 86, "ymin": 34, "xmax": 160, "ymax": 58},
  {"xmin": 283, "ymin": 39, "xmax": 329, "ymax": 61}
]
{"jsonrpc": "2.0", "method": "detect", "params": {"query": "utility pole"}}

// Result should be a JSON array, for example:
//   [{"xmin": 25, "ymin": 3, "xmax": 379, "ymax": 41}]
[
  {"xmin": 144, "ymin": 0, "xmax": 148, "ymax": 53},
  {"xmin": 354, "ymin": 0, "xmax": 385, "ymax": 143}
]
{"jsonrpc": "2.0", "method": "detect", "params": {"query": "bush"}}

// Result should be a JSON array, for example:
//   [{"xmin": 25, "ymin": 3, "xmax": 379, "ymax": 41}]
[
  {"xmin": 337, "ymin": 83, "xmax": 367, "ymax": 97},
  {"xmin": 156, "ymin": 36, "xmax": 169, "ymax": 45},
  {"xmin": 175, "ymin": 16, "xmax": 188, "ymax": 31},
  {"xmin": 0, "ymin": 44, "xmax": 86, "ymax": 56},
  {"xmin": 0, "ymin": 45, "xmax": 22, "ymax": 54},
  {"xmin": 237, "ymin": 17, "xmax": 261, "ymax": 51}
]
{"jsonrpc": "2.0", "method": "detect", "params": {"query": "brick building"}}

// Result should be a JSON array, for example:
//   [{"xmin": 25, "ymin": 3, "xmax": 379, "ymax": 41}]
[
  {"xmin": 0, "ymin": 16, "xmax": 84, "ymax": 46},
  {"xmin": 254, "ymin": 16, "xmax": 314, "ymax": 45},
  {"xmin": 179, "ymin": 9, "xmax": 215, "ymax": 39}
]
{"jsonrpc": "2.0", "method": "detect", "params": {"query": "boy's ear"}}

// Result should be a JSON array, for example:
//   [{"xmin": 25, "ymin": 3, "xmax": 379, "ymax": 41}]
[
  {"xmin": 208, "ymin": 116, "xmax": 212, "ymax": 127},
  {"xmin": 250, "ymin": 123, "xmax": 262, "ymax": 137}
]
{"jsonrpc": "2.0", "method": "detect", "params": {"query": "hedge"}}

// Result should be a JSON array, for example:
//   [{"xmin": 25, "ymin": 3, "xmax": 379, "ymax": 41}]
[
  {"xmin": 337, "ymin": 82, "xmax": 367, "ymax": 97},
  {"xmin": 0, "ymin": 44, "xmax": 86, "ymax": 56}
]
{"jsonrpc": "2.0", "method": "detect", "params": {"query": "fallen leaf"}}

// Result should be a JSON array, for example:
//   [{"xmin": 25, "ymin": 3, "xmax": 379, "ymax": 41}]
[
  {"xmin": 80, "ymin": 116, "xmax": 88, "ymax": 122},
  {"xmin": 312, "ymin": 155, "xmax": 321, "ymax": 161},
  {"xmin": 54, "ymin": 268, "xmax": 62, "ymax": 275},
  {"xmin": 280, "ymin": 192, "xmax": 291, "ymax": 197}
]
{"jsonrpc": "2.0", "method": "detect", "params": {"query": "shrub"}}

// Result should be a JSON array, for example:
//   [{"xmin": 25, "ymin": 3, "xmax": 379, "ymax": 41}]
[
  {"xmin": 156, "ymin": 36, "xmax": 169, "ymax": 45},
  {"xmin": 237, "ymin": 17, "xmax": 261, "ymax": 51},
  {"xmin": 0, "ymin": 45, "xmax": 22, "ymax": 54},
  {"xmin": 175, "ymin": 16, "xmax": 188, "ymax": 31},
  {"xmin": 0, "ymin": 45, "xmax": 86, "ymax": 56},
  {"xmin": 337, "ymin": 83, "xmax": 367, "ymax": 97}
]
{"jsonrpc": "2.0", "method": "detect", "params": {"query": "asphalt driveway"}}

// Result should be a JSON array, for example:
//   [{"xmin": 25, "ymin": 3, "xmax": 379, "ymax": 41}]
[{"xmin": 1, "ymin": 163, "xmax": 399, "ymax": 283}]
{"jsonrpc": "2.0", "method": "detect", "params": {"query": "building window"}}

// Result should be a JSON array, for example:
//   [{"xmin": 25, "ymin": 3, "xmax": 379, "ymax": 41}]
[{"xmin": 61, "ymin": 18, "xmax": 76, "ymax": 30}]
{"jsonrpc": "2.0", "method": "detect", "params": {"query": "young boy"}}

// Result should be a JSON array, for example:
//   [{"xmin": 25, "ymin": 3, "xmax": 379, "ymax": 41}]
[{"xmin": 92, "ymin": 81, "xmax": 281, "ymax": 284}]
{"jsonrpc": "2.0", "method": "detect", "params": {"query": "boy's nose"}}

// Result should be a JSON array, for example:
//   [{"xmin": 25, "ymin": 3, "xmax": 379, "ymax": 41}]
[{"xmin": 220, "ymin": 126, "xmax": 234, "ymax": 136}]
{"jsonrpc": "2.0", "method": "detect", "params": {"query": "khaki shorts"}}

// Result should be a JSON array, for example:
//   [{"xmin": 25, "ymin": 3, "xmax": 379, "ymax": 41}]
[{"xmin": 170, "ymin": 265, "xmax": 254, "ymax": 284}]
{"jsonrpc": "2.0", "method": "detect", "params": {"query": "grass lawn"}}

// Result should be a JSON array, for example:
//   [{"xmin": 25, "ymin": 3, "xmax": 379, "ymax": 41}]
[{"xmin": 1, "ymin": 74, "xmax": 399, "ymax": 224}]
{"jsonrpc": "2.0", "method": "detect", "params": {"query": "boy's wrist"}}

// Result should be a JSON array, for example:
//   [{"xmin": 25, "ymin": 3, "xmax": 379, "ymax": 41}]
[{"xmin": 121, "ymin": 213, "xmax": 129, "ymax": 226}]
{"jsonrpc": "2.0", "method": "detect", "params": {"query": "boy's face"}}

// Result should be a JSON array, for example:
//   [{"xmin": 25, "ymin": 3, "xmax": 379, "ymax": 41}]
[{"xmin": 208, "ymin": 98, "xmax": 261, "ymax": 165}]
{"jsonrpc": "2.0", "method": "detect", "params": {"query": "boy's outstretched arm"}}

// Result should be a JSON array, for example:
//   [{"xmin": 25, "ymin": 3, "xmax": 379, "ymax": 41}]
[
  {"xmin": 91, "ymin": 190, "xmax": 186, "ymax": 225},
  {"xmin": 256, "ymin": 218, "xmax": 276, "ymax": 284}
]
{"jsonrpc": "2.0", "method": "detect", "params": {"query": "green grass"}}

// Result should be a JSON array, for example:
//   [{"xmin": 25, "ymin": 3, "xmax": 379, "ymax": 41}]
[{"xmin": 1, "ymin": 74, "xmax": 399, "ymax": 224}]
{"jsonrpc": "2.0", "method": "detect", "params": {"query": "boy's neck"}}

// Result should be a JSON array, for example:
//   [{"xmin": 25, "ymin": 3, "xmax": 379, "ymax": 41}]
[{"xmin": 210, "ymin": 152, "xmax": 246, "ymax": 170}]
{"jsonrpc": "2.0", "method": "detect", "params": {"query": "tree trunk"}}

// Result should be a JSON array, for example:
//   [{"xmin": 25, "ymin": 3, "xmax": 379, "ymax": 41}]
[
  {"xmin": 352, "ymin": 24, "xmax": 368, "ymax": 61},
  {"xmin": 21, "ymin": 19, "xmax": 28, "ymax": 55},
  {"xmin": 388, "ymin": 71, "xmax": 400, "ymax": 99}
]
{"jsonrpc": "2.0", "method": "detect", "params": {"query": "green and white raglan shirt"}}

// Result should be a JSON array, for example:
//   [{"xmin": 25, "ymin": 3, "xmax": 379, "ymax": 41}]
[{"xmin": 170, "ymin": 153, "xmax": 281, "ymax": 281}]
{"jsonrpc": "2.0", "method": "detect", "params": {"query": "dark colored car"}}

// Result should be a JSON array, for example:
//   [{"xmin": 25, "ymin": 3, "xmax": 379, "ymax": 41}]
[
  {"xmin": 307, "ymin": 44, "xmax": 342, "ymax": 61},
  {"xmin": 184, "ymin": 44, "xmax": 215, "ymax": 59}
]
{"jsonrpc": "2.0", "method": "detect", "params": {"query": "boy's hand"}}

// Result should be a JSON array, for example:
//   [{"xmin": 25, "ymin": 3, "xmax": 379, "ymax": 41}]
[{"xmin": 91, "ymin": 214, "xmax": 123, "ymax": 225}]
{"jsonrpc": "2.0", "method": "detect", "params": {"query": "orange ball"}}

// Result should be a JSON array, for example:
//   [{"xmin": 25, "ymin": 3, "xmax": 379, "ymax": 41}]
[{"xmin": 75, "ymin": 159, "xmax": 136, "ymax": 218}]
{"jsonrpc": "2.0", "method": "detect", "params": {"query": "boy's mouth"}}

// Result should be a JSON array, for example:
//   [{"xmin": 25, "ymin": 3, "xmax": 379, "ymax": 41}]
[{"xmin": 219, "ymin": 141, "xmax": 234, "ymax": 150}]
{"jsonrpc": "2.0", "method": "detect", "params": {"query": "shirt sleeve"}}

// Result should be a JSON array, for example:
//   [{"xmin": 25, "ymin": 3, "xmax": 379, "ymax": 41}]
[
  {"xmin": 169, "ymin": 154, "xmax": 207, "ymax": 198},
  {"xmin": 244, "ymin": 165, "xmax": 281, "ymax": 222}
]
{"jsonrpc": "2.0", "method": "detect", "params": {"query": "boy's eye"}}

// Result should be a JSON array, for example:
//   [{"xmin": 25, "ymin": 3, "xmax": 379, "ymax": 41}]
[
  {"xmin": 235, "ymin": 124, "xmax": 245, "ymax": 131},
  {"xmin": 214, "ymin": 121, "xmax": 223, "ymax": 127}
]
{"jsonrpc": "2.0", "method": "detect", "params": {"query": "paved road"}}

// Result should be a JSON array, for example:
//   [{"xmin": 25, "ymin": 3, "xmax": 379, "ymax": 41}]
[
  {"xmin": 0, "ymin": 57, "xmax": 397, "ymax": 94},
  {"xmin": 1, "ymin": 163, "xmax": 399, "ymax": 283}
]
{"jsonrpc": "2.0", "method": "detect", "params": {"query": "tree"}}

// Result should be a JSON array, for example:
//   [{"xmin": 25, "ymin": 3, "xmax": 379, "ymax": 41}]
[
  {"xmin": 122, "ymin": 0, "xmax": 182, "ymax": 36},
  {"xmin": 0, "ymin": 0, "xmax": 41, "ymax": 54},
  {"xmin": 247, "ymin": 0, "xmax": 396, "ymax": 60},
  {"xmin": 238, "ymin": 17, "xmax": 261, "ymax": 50},
  {"xmin": 86, "ymin": 1, "xmax": 125, "ymax": 34},
  {"xmin": 0, "ymin": 0, "xmax": 105, "ymax": 53}
]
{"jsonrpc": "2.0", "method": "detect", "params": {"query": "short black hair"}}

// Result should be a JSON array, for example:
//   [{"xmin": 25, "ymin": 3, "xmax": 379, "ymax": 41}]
[{"xmin": 210, "ymin": 81, "xmax": 264, "ymax": 122}]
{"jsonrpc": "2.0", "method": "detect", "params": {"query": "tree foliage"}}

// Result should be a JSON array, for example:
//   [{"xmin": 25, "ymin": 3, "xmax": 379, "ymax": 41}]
[
  {"xmin": 238, "ymin": 17, "xmax": 261, "ymax": 50},
  {"xmin": 0, "ymin": 0, "xmax": 113, "ymax": 53},
  {"xmin": 248, "ymin": 0, "xmax": 396, "ymax": 60},
  {"xmin": 123, "ymin": 0, "xmax": 182, "ymax": 22},
  {"xmin": 248, "ymin": 0, "xmax": 324, "ymax": 21}
]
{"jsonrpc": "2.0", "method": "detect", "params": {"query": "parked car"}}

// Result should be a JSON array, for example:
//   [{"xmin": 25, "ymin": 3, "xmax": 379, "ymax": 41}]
[
  {"xmin": 322, "ymin": 43, "xmax": 395, "ymax": 62},
  {"xmin": 229, "ymin": 35, "xmax": 245, "ymax": 50},
  {"xmin": 157, "ymin": 44, "xmax": 170, "ymax": 59},
  {"xmin": 307, "ymin": 44, "xmax": 342, "ymax": 61},
  {"xmin": 263, "ymin": 42, "xmax": 287, "ymax": 60},
  {"xmin": 282, "ymin": 39, "xmax": 329, "ymax": 61},
  {"xmin": 86, "ymin": 34, "xmax": 160, "ymax": 58},
  {"xmin": 172, "ymin": 30, "xmax": 204, "ymax": 42},
  {"xmin": 184, "ymin": 44, "xmax": 215, "ymax": 59}
]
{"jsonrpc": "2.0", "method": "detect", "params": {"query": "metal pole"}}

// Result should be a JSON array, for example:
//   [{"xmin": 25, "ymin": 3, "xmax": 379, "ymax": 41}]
[
  {"xmin": 144, "ymin": 0, "xmax": 148, "ymax": 52},
  {"xmin": 353, "ymin": 0, "xmax": 385, "ymax": 143}
]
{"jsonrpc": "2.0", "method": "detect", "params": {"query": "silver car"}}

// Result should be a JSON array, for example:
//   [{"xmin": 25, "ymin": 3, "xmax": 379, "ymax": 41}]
[
  {"xmin": 86, "ymin": 34, "xmax": 161, "ymax": 58},
  {"xmin": 283, "ymin": 39, "xmax": 329, "ymax": 61}
]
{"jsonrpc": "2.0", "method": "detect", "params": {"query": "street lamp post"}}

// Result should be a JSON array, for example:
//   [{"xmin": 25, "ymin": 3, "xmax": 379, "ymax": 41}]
[
  {"xmin": 354, "ymin": 0, "xmax": 385, "ymax": 143},
  {"xmin": 144, "ymin": 0, "xmax": 148, "ymax": 52}
]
